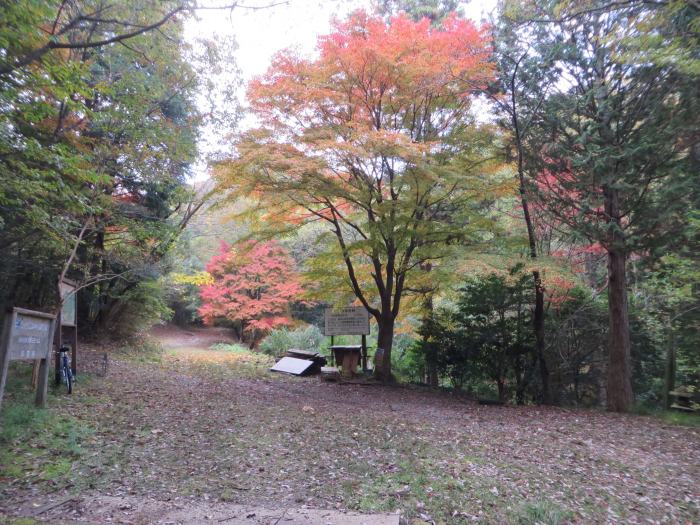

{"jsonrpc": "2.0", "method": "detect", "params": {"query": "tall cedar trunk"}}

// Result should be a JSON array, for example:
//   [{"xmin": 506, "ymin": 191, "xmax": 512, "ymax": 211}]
[
  {"xmin": 520, "ymin": 186, "xmax": 550, "ymax": 403},
  {"xmin": 513, "ymin": 90, "xmax": 551, "ymax": 404},
  {"xmin": 375, "ymin": 315, "xmax": 394, "ymax": 381},
  {"xmin": 533, "ymin": 272, "xmax": 550, "ymax": 403},
  {"xmin": 604, "ymin": 187, "xmax": 634, "ymax": 412}
]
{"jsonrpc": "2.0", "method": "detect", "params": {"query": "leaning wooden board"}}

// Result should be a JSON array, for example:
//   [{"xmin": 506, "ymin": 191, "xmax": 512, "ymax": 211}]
[
  {"xmin": 286, "ymin": 348, "xmax": 320, "ymax": 359},
  {"xmin": 270, "ymin": 357, "xmax": 316, "ymax": 376}
]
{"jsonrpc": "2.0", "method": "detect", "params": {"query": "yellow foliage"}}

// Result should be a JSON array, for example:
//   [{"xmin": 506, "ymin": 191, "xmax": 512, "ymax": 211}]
[{"xmin": 170, "ymin": 271, "xmax": 214, "ymax": 286}]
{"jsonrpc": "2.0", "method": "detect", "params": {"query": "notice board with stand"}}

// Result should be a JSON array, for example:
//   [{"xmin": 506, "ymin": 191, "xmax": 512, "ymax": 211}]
[
  {"xmin": 324, "ymin": 307, "xmax": 371, "ymax": 373},
  {"xmin": 55, "ymin": 279, "xmax": 78, "ymax": 384},
  {"xmin": 0, "ymin": 308, "xmax": 56, "ymax": 409}
]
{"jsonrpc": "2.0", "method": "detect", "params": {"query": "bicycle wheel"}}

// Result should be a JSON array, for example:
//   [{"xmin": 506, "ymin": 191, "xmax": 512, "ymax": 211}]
[
  {"xmin": 62, "ymin": 356, "xmax": 73, "ymax": 394},
  {"xmin": 65, "ymin": 366, "xmax": 73, "ymax": 394}
]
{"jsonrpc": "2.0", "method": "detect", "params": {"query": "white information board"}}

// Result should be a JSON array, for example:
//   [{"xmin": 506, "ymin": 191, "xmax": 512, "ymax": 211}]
[
  {"xmin": 1, "ymin": 307, "xmax": 56, "ymax": 409},
  {"xmin": 324, "ymin": 307, "xmax": 370, "ymax": 336},
  {"xmin": 10, "ymin": 312, "xmax": 53, "ymax": 360},
  {"xmin": 60, "ymin": 281, "xmax": 77, "ymax": 327}
]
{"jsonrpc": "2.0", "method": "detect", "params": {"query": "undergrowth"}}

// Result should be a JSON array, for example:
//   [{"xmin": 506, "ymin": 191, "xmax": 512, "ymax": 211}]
[
  {"xmin": 210, "ymin": 342, "xmax": 253, "ymax": 353},
  {"xmin": 119, "ymin": 336, "xmax": 165, "ymax": 364},
  {"xmin": 632, "ymin": 404, "xmax": 700, "ymax": 427},
  {"xmin": 512, "ymin": 499, "xmax": 573, "ymax": 525},
  {"xmin": 0, "ymin": 363, "xmax": 92, "ymax": 488}
]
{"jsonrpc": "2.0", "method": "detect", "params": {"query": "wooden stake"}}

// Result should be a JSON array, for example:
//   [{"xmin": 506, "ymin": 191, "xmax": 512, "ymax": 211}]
[{"xmin": 35, "ymin": 317, "xmax": 55, "ymax": 408}]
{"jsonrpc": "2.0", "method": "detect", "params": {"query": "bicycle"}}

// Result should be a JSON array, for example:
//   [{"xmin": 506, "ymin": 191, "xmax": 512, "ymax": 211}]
[{"xmin": 57, "ymin": 346, "xmax": 74, "ymax": 394}]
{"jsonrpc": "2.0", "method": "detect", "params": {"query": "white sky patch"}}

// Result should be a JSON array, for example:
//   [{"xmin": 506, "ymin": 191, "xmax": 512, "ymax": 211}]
[{"xmin": 185, "ymin": 0, "xmax": 497, "ymax": 181}]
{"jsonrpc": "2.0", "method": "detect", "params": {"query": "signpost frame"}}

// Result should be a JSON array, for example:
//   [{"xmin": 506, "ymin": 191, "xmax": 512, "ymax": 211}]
[
  {"xmin": 55, "ymin": 279, "xmax": 78, "ymax": 384},
  {"xmin": 324, "ymin": 307, "xmax": 371, "ymax": 372},
  {"xmin": 0, "ymin": 307, "xmax": 56, "ymax": 409}
]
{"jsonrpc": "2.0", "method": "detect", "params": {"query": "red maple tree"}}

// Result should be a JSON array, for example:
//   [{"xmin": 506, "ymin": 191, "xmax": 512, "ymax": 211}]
[{"xmin": 198, "ymin": 240, "xmax": 303, "ymax": 346}]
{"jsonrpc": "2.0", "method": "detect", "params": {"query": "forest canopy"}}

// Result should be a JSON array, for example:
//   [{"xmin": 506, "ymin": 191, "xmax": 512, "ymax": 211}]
[{"xmin": 1, "ymin": 0, "xmax": 698, "ymax": 413}]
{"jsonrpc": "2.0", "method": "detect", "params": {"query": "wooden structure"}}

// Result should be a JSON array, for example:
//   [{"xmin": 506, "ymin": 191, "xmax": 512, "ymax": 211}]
[
  {"xmin": 324, "ymin": 307, "xmax": 371, "ymax": 376},
  {"xmin": 54, "ymin": 279, "xmax": 78, "ymax": 384},
  {"xmin": 330, "ymin": 345, "xmax": 362, "ymax": 378},
  {"xmin": 669, "ymin": 387, "xmax": 697, "ymax": 412},
  {"xmin": 0, "ymin": 308, "xmax": 56, "ymax": 409}
]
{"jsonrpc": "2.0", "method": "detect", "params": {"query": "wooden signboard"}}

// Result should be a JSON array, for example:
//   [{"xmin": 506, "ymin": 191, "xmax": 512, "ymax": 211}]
[
  {"xmin": 55, "ymin": 279, "xmax": 78, "ymax": 383},
  {"xmin": 60, "ymin": 281, "xmax": 77, "ymax": 327},
  {"xmin": 324, "ymin": 307, "xmax": 370, "ymax": 336},
  {"xmin": 0, "ymin": 308, "xmax": 56, "ymax": 409}
]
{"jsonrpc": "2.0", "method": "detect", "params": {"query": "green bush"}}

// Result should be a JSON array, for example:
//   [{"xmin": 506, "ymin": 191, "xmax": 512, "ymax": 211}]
[
  {"xmin": 259, "ymin": 325, "xmax": 324, "ymax": 357},
  {"xmin": 210, "ymin": 343, "xmax": 253, "ymax": 353},
  {"xmin": 105, "ymin": 279, "xmax": 174, "ymax": 337}
]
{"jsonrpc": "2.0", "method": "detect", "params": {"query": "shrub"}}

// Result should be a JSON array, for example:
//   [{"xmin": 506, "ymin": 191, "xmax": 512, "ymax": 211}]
[
  {"xmin": 210, "ymin": 343, "xmax": 253, "ymax": 353},
  {"xmin": 259, "ymin": 325, "xmax": 324, "ymax": 357},
  {"xmin": 105, "ymin": 279, "xmax": 174, "ymax": 337}
]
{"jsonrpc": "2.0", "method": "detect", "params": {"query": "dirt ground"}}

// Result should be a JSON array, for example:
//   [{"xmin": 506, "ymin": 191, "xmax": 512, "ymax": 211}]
[{"xmin": 1, "ymin": 325, "xmax": 698, "ymax": 524}]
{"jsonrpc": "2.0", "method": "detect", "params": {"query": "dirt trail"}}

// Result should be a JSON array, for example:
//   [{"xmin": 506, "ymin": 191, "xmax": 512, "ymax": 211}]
[
  {"xmin": 149, "ymin": 324, "xmax": 239, "ymax": 350},
  {"xmin": 1, "ymin": 326, "xmax": 698, "ymax": 524}
]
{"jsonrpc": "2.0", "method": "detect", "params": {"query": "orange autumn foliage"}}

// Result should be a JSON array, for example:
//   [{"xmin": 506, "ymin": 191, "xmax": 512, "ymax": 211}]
[{"xmin": 216, "ymin": 10, "xmax": 499, "ymax": 376}]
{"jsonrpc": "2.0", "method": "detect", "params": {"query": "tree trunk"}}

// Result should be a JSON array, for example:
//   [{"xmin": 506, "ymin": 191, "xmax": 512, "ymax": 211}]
[
  {"xmin": 533, "ymin": 272, "xmax": 551, "ymax": 403},
  {"xmin": 664, "ymin": 327, "xmax": 676, "ymax": 409},
  {"xmin": 512, "ymin": 80, "xmax": 550, "ymax": 405},
  {"xmin": 497, "ymin": 378, "xmax": 505, "ymax": 403},
  {"xmin": 605, "ymin": 188, "xmax": 634, "ymax": 412},
  {"xmin": 421, "ymin": 292, "xmax": 439, "ymax": 387},
  {"xmin": 426, "ymin": 358, "xmax": 439, "ymax": 387},
  {"xmin": 374, "ymin": 315, "xmax": 394, "ymax": 382},
  {"xmin": 514, "ymin": 355, "xmax": 525, "ymax": 405}
]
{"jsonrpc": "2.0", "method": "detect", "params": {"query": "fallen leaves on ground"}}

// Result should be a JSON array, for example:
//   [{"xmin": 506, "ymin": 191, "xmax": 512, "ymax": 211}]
[{"xmin": 1, "ymin": 333, "xmax": 698, "ymax": 524}]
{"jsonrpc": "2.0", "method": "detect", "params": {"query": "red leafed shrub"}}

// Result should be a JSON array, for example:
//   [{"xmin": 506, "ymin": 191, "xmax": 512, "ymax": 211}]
[{"xmin": 198, "ymin": 240, "xmax": 303, "ymax": 346}]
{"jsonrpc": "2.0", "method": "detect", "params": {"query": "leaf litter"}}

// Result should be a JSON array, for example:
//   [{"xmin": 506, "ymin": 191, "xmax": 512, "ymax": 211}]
[{"xmin": 0, "ymin": 336, "xmax": 697, "ymax": 524}]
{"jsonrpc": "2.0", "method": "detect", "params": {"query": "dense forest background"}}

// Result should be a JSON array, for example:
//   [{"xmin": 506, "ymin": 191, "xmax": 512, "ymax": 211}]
[{"xmin": 1, "ymin": 0, "xmax": 697, "ymax": 412}]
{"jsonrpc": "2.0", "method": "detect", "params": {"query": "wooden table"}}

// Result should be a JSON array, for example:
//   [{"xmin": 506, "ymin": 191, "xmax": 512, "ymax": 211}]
[{"xmin": 330, "ymin": 345, "xmax": 362, "ymax": 377}]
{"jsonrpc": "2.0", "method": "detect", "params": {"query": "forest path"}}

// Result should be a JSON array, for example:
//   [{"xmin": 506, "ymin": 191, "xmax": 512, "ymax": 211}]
[
  {"xmin": 149, "ymin": 323, "xmax": 240, "ymax": 351},
  {"xmin": 1, "ymin": 326, "xmax": 698, "ymax": 524}
]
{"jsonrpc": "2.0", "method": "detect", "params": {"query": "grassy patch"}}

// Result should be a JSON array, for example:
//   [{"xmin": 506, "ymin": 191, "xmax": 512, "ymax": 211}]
[
  {"xmin": 512, "ymin": 499, "xmax": 573, "ymax": 525},
  {"xmin": 657, "ymin": 410, "xmax": 700, "ymax": 427},
  {"xmin": 633, "ymin": 405, "xmax": 700, "ymax": 427},
  {"xmin": 343, "ymin": 444, "xmax": 499, "ymax": 523},
  {"xmin": 0, "ymin": 364, "xmax": 93, "ymax": 488},
  {"xmin": 159, "ymin": 342, "xmax": 276, "ymax": 380},
  {"xmin": 119, "ymin": 337, "xmax": 164, "ymax": 364},
  {"xmin": 210, "ymin": 342, "xmax": 254, "ymax": 353}
]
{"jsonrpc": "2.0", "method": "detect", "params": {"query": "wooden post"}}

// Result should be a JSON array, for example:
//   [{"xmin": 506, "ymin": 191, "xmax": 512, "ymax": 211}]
[
  {"xmin": 54, "ymin": 310, "xmax": 62, "ymax": 385},
  {"xmin": 71, "ymin": 324, "xmax": 77, "ymax": 376},
  {"xmin": 330, "ymin": 335, "xmax": 335, "ymax": 366},
  {"xmin": 361, "ymin": 334, "xmax": 367, "ymax": 372},
  {"xmin": 31, "ymin": 359, "xmax": 40, "ymax": 388},
  {"xmin": 0, "ymin": 312, "xmax": 14, "ymax": 410},
  {"xmin": 35, "ymin": 317, "xmax": 55, "ymax": 408}
]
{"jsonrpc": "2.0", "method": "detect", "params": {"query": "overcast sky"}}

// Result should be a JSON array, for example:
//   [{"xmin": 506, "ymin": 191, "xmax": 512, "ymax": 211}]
[{"xmin": 184, "ymin": 0, "xmax": 497, "ymax": 180}]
